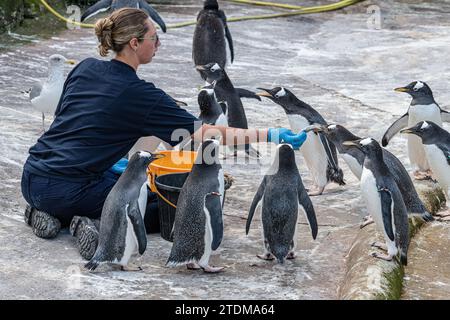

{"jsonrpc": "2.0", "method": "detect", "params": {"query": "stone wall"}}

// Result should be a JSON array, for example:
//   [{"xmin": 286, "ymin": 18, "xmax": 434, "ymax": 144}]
[{"xmin": 0, "ymin": 0, "xmax": 25, "ymax": 32}]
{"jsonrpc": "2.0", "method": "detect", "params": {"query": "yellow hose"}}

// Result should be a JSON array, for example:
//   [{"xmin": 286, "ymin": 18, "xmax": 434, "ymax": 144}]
[
  {"xmin": 40, "ymin": 0, "xmax": 95, "ymax": 28},
  {"xmin": 39, "ymin": 0, "xmax": 364, "ymax": 29}
]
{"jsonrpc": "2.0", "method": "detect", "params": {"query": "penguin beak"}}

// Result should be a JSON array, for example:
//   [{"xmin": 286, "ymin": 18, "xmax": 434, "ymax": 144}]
[
  {"xmin": 153, "ymin": 153, "xmax": 166, "ymax": 160},
  {"xmin": 394, "ymin": 87, "xmax": 409, "ymax": 93},
  {"xmin": 65, "ymin": 59, "xmax": 77, "ymax": 65},
  {"xmin": 400, "ymin": 128, "xmax": 415, "ymax": 134},
  {"xmin": 343, "ymin": 140, "xmax": 361, "ymax": 148},
  {"xmin": 195, "ymin": 65, "xmax": 207, "ymax": 71},
  {"xmin": 303, "ymin": 124, "xmax": 326, "ymax": 134},
  {"xmin": 209, "ymin": 192, "xmax": 222, "ymax": 197},
  {"xmin": 256, "ymin": 88, "xmax": 273, "ymax": 98}
]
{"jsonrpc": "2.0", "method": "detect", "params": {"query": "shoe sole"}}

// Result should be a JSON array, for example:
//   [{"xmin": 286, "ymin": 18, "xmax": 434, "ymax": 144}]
[{"xmin": 31, "ymin": 210, "xmax": 61, "ymax": 239}]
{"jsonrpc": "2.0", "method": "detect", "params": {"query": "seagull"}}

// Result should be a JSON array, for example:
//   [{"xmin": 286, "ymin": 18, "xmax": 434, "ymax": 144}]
[{"xmin": 28, "ymin": 54, "xmax": 76, "ymax": 131}]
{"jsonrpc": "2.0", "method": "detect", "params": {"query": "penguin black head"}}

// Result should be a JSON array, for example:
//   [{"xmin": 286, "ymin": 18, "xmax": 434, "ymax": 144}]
[
  {"xmin": 276, "ymin": 143, "xmax": 296, "ymax": 168},
  {"xmin": 400, "ymin": 121, "xmax": 442, "ymax": 144},
  {"xmin": 196, "ymin": 63, "xmax": 225, "ymax": 83},
  {"xmin": 319, "ymin": 124, "xmax": 360, "ymax": 145},
  {"xmin": 394, "ymin": 81, "xmax": 434, "ymax": 101},
  {"xmin": 198, "ymin": 85, "xmax": 216, "ymax": 113},
  {"xmin": 256, "ymin": 87, "xmax": 301, "ymax": 112},
  {"xmin": 197, "ymin": 139, "xmax": 220, "ymax": 165},
  {"xmin": 343, "ymin": 138, "xmax": 383, "ymax": 159},
  {"xmin": 128, "ymin": 151, "xmax": 165, "ymax": 172},
  {"xmin": 204, "ymin": 0, "xmax": 219, "ymax": 10}
]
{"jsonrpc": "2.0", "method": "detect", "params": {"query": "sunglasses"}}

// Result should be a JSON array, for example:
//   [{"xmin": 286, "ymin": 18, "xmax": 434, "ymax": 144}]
[{"xmin": 139, "ymin": 34, "xmax": 159, "ymax": 44}]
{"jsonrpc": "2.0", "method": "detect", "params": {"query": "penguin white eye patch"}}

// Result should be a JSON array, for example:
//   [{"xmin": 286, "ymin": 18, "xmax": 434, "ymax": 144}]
[
  {"xmin": 360, "ymin": 138, "xmax": 373, "ymax": 146},
  {"xmin": 420, "ymin": 121, "xmax": 429, "ymax": 129},
  {"xmin": 211, "ymin": 63, "xmax": 221, "ymax": 72},
  {"xmin": 275, "ymin": 87, "xmax": 286, "ymax": 98},
  {"xmin": 413, "ymin": 81, "xmax": 424, "ymax": 91}
]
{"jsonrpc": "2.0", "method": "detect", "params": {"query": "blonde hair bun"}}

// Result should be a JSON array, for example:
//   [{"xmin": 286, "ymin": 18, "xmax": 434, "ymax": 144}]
[{"xmin": 95, "ymin": 17, "xmax": 114, "ymax": 57}]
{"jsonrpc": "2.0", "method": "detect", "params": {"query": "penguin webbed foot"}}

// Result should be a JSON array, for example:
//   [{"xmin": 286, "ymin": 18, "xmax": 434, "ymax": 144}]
[
  {"xmin": 370, "ymin": 252, "xmax": 393, "ymax": 262},
  {"xmin": 307, "ymin": 185, "xmax": 325, "ymax": 196},
  {"xmin": 286, "ymin": 251, "xmax": 296, "ymax": 260},
  {"xmin": 257, "ymin": 253, "xmax": 275, "ymax": 261},
  {"xmin": 360, "ymin": 215, "xmax": 375, "ymax": 229},
  {"xmin": 201, "ymin": 265, "xmax": 225, "ymax": 273},
  {"xmin": 186, "ymin": 262, "xmax": 202, "ymax": 270},
  {"xmin": 371, "ymin": 241, "xmax": 388, "ymax": 252},
  {"xmin": 413, "ymin": 170, "xmax": 432, "ymax": 181},
  {"xmin": 121, "ymin": 264, "xmax": 143, "ymax": 272}
]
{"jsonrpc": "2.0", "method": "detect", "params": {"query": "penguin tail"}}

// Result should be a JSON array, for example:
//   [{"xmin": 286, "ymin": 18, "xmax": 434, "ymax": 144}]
[
  {"xmin": 84, "ymin": 259, "xmax": 100, "ymax": 271},
  {"xmin": 276, "ymin": 257, "xmax": 285, "ymax": 265},
  {"xmin": 327, "ymin": 166, "xmax": 346, "ymax": 186},
  {"xmin": 400, "ymin": 251, "xmax": 408, "ymax": 266},
  {"xmin": 421, "ymin": 211, "xmax": 435, "ymax": 222}
]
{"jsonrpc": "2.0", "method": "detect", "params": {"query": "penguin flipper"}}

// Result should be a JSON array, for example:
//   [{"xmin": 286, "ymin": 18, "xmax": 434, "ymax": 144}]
[
  {"xmin": 378, "ymin": 187, "xmax": 395, "ymax": 241},
  {"xmin": 246, "ymin": 177, "xmax": 266, "ymax": 235},
  {"xmin": 382, "ymin": 113, "xmax": 409, "ymax": 147},
  {"xmin": 319, "ymin": 132, "xmax": 345, "ymax": 185},
  {"xmin": 219, "ymin": 10, "xmax": 234, "ymax": 63},
  {"xmin": 127, "ymin": 202, "xmax": 147, "ymax": 255},
  {"xmin": 236, "ymin": 88, "xmax": 261, "ymax": 101},
  {"xmin": 205, "ymin": 193, "xmax": 223, "ymax": 250},
  {"xmin": 139, "ymin": 0, "xmax": 167, "ymax": 33},
  {"xmin": 441, "ymin": 109, "xmax": 450, "ymax": 122},
  {"xmin": 298, "ymin": 181, "xmax": 318, "ymax": 240},
  {"xmin": 81, "ymin": 0, "xmax": 112, "ymax": 21}
]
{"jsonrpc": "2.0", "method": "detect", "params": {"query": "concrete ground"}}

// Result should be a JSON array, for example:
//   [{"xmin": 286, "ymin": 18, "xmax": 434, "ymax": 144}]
[{"xmin": 0, "ymin": 0, "xmax": 449, "ymax": 299}]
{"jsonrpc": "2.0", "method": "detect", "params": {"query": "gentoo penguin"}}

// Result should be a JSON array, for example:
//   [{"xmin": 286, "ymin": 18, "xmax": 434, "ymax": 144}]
[
  {"xmin": 246, "ymin": 144, "xmax": 318, "ymax": 264},
  {"xmin": 28, "ymin": 54, "xmax": 76, "ymax": 131},
  {"xmin": 85, "ymin": 151, "xmax": 164, "ymax": 271},
  {"xmin": 193, "ymin": 0, "xmax": 233, "ymax": 79},
  {"xmin": 198, "ymin": 83, "xmax": 228, "ymax": 126},
  {"xmin": 382, "ymin": 81, "xmax": 450, "ymax": 179},
  {"xmin": 166, "ymin": 139, "xmax": 225, "ymax": 273},
  {"xmin": 81, "ymin": 0, "xmax": 167, "ymax": 33},
  {"xmin": 306, "ymin": 124, "xmax": 433, "ymax": 223},
  {"xmin": 196, "ymin": 63, "xmax": 260, "ymax": 157},
  {"xmin": 257, "ymin": 87, "xmax": 345, "ymax": 195},
  {"xmin": 343, "ymin": 138, "xmax": 409, "ymax": 265},
  {"xmin": 401, "ymin": 121, "xmax": 450, "ymax": 219}
]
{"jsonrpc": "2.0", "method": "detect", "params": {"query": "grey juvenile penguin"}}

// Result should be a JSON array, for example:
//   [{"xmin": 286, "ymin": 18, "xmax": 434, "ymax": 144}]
[
  {"xmin": 193, "ymin": 0, "xmax": 233, "ymax": 79},
  {"xmin": 306, "ymin": 124, "xmax": 433, "ymax": 223},
  {"xmin": 85, "ymin": 151, "xmax": 163, "ymax": 271},
  {"xmin": 382, "ymin": 81, "xmax": 450, "ymax": 179},
  {"xmin": 81, "ymin": 0, "xmax": 167, "ymax": 33},
  {"xmin": 343, "ymin": 138, "xmax": 409, "ymax": 265},
  {"xmin": 246, "ymin": 144, "xmax": 318, "ymax": 264},
  {"xmin": 196, "ymin": 63, "xmax": 261, "ymax": 157},
  {"xmin": 401, "ymin": 121, "xmax": 450, "ymax": 219},
  {"xmin": 257, "ymin": 87, "xmax": 345, "ymax": 195},
  {"xmin": 166, "ymin": 139, "xmax": 225, "ymax": 273}
]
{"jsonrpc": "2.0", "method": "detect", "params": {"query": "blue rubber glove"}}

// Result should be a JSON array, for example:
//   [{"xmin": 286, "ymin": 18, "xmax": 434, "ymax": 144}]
[
  {"xmin": 268, "ymin": 128, "xmax": 307, "ymax": 150},
  {"xmin": 110, "ymin": 158, "xmax": 129, "ymax": 175}
]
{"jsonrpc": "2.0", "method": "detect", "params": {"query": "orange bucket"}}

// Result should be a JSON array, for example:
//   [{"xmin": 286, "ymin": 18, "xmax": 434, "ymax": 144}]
[{"xmin": 147, "ymin": 150, "xmax": 197, "ymax": 207}]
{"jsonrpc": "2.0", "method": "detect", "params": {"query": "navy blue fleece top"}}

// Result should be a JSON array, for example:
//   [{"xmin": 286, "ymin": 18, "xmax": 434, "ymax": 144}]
[{"xmin": 24, "ymin": 58, "xmax": 198, "ymax": 181}]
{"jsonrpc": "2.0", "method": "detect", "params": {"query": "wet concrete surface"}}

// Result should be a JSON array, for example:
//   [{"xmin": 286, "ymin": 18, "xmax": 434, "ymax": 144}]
[{"xmin": 0, "ymin": 0, "xmax": 449, "ymax": 299}]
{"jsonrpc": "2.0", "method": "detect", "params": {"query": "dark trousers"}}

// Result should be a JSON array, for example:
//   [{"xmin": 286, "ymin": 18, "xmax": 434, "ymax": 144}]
[{"xmin": 21, "ymin": 169, "xmax": 160, "ymax": 233}]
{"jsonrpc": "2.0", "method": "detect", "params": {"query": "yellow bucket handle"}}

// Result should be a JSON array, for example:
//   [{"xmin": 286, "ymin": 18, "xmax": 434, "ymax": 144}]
[{"xmin": 147, "ymin": 168, "xmax": 177, "ymax": 209}]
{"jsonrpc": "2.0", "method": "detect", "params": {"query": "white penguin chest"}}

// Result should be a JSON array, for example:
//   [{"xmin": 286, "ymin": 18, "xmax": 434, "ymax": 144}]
[
  {"xmin": 215, "ymin": 112, "xmax": 228, "ymax": 127},
  {"xmin": 342, "ymin": 153, "xmax": 363, "ymax": 180},
  {"xmin": 408, "ymin": 104, "xmax": 442, "ymax": 125},
  {"xmin": 287, "ymin": 114, "xmax": 328, "ymax": 185},
  {"xmin": 423, "ymin": 144, "xmax": 450, "ymax": 190},
  {"xmin": 360, "ymin": 169, "xmax": 384, "ymax": 228}
]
